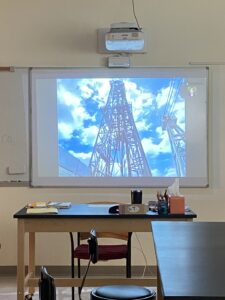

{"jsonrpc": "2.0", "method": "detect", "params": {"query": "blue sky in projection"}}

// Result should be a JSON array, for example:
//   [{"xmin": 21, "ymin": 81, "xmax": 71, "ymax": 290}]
[{"xmin": 57, "ymin": 77, "xmax": 185, "ymax": 177}]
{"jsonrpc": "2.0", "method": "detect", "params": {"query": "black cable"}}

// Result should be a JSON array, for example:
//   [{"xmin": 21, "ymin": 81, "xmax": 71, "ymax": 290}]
[
  {"xmin": 78, "ymin": 257, "xmax": 92, "ymax": 300},
  {"xmin": 132, "ymin": 0, "xmax": 141, "ymax": 30}
]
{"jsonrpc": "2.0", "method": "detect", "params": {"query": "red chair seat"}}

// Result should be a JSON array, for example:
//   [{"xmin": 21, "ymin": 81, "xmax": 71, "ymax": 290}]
[{"xmin": 74, "ymin": 244, "xmax": 128, "ymax": 261}]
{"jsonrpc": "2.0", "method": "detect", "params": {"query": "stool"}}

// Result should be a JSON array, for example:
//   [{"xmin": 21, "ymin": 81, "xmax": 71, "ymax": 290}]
[{"xmin": 91, "ymin": 285, "xmax": 156, "ymax": 300}]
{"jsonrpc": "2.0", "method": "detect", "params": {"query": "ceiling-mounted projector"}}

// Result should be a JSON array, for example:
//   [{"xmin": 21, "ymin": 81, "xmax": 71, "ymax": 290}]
[{"xmin": 105, "ymin": 22, "xmax": 145, "ymax": 52}]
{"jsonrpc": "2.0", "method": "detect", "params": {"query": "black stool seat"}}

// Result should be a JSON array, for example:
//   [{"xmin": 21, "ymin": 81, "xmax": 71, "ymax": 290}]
[{"xmin": 91, "ymin": 285, "xmax": 156, "ymax": 300}]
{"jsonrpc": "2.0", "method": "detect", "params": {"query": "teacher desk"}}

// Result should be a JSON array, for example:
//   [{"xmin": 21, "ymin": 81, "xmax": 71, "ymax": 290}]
[{"xmin": 14, "ymin": 203, "xmax": 196, "ymax": 300}]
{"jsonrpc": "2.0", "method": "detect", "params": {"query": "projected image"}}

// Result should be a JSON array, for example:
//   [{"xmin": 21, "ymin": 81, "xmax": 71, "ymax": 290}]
[{"xmin": 57, "ymin": 77, "xmax": 186, "ymax": 178}]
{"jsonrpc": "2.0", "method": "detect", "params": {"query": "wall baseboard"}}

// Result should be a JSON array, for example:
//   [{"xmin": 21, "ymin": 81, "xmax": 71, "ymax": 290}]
[{"xmin": 0, "ymin": 265, "xmax": 157, "ymax": 277}]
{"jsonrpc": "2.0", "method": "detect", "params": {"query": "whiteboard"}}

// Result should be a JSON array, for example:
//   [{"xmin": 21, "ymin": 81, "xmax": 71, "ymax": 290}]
[
  {"xmin": 31, "ymin": 67, "xmax": 208, "ymax": 187},
  {"xmin": 0, "ymin": 68, "xmax": 29, "ymax": 184}
]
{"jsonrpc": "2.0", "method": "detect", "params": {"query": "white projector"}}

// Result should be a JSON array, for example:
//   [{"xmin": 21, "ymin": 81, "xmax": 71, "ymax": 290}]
[{"xmin": 105, "ymin": 22, "xmax": 145, "ymax": 52}]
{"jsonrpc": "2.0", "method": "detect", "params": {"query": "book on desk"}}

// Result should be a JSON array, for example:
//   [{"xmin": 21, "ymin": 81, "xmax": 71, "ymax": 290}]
[
  {"xmin": 26, "ymin": 207, "xmax": 59, "ymax": 214},
  {"xmin": 26, "ymin": 201, "xmax": 71, "ymax": 214}
]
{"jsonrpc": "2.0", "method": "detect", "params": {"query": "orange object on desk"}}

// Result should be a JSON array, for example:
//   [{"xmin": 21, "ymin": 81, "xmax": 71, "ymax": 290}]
[{"xmin": 169, "ymin": 196, "xmax": 185, "ymax": 214}]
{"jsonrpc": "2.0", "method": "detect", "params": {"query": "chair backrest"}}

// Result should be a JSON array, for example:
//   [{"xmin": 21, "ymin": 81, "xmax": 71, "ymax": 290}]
[
  {"xmin": 79, "ymin": 201, "xmax": 130, "ymax": 242},
  {"xmin": 79, "ymin": 231, "xmax": 129, "ymax": 241},
  {"xmin": 88, "ymin": 229, "xmax": 98, "ymax": 264},
  {"xmin": 39, "ymin": 266, "xmax": 56, "ymax": 300}
]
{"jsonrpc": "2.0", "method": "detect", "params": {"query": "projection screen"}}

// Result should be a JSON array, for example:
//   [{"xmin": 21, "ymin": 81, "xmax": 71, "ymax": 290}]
[{"xmin": 31, "ymin": 67, "xmax": 208, "ymax": 187}]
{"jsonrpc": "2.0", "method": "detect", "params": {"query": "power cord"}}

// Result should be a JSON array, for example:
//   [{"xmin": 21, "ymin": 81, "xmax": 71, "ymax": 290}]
[
  {"xmin": 131, "ymin": 0, "xmax": 142, "ymax": 30},
  {"xmin": 79, "ymin": 230, "xmax": 97, "ymax": 300},
  {"xmin": 78, "ymin": 258, "xmax": 91, "ymax": 300},
  {"xmin": 134, "ymin": 232, "xmax": 148, "ymax": 278}
]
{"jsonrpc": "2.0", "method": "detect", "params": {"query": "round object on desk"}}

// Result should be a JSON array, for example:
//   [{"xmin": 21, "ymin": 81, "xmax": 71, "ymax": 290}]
[{"xmin": 91, "ymin": 285, "xmax": 156, "ymax": 300}]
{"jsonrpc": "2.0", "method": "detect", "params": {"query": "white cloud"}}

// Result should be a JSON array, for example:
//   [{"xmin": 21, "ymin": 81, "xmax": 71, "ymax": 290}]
[
  {"xmin": 58, "ymin": 83, "xmax": 97, "ymax": 141},
  {"xmin": 79, "ymin": 84, "xmax": 94, "ymax": 98},
  {"xmin": 152, "ymin": 166, "xmax": 176, "ymax": 177},
  {"xmin": 78, "ymin": 79, "xmax": 110, "ymax": 107},
  {"xmin": 173, "ymin": 100, "xmax": 185, "ymax": 129},
  {"xmin": 136, "ymin": 119, "xmax": 149, "ymax": 131},
  {"xmin": 142, "ymin": 129, "xmax": 171, "ymax": 157},
  {"xmin": 58, "ymin": 122, "xmax": 74, "ymax": 140},
  {"xmin": 151, "ymin": 168, "xmax": 161, "ymax": 176},
  {"xmin": 80, "ymin": 125, "xmax": 99, "ymax": 146},
  {"xmin": 92, "ymin": 80, "xmax": 111, "ymax": 106},
  {"xmin": 164, "ymin": 167, "xmax": 177, "ymax": 177},
  {"xmin": 71, "ymin": 106, "xmax": 94, "ymax": 130},
  {"xmin": 69, "ymin": 150, "xmax": 92, "ymax": 160},
  {"xmin": 156, "ymin": 86, "xmax": 170, "ymax": 109},
  {"xmin": 58, "ymin": 85, "xmax": 81, "ymax": 107},
  {"xmin": 124, "ymin": 80, "xmax": 154, "ymax": 121}
]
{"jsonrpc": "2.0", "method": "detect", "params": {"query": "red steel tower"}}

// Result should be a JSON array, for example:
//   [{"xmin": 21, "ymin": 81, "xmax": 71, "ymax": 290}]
[{"xmin": 89, "ymin": 80, "xmax": 151, "ymax": 177}]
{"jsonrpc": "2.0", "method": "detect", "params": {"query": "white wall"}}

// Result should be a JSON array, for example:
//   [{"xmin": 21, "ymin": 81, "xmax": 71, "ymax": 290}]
[{"xmin": 1, "ymin": 0, "xmax": 225, "ymax": 267}]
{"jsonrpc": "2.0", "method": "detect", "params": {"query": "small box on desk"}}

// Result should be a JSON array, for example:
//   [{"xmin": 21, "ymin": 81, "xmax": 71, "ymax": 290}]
[
  {"xmin": 119, "ymin": 204, "xmax": 148, "ymax": 214},
  {"xmin": 169, "ymin": 196, "xmax": 185, "ymax": 214}
]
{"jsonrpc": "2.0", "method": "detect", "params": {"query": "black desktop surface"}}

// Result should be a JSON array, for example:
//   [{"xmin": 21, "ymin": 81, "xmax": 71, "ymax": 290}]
[
  {"xmin": 14, "ymin": 203, "xmax": 197, "ymax": 219},
  {"xmin": 152, "ymin": 221, "xmax": 225, "ymax": 299}
]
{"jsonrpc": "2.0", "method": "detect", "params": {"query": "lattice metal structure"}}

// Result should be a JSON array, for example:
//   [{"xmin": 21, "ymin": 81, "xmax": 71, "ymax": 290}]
[
  {"xmin": 162, "ymin": 79, "xmax": 186, "ymax": 176},
  {"xmin": 89, "ymin": 80, "xmax": 151, "ymax": 177}
]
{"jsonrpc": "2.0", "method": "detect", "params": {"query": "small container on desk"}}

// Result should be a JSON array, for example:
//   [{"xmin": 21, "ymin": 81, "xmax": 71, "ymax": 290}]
[
  {"xmin": 158, "ymin": 199, "xmax": 169, "ymax": 216},
  {"xmin": 169, "ymin": 196, "xmax": 185, "ymax": 214},
  {"xmin": 131, "ymin": 189, "xmax": 142, "ymax": 204}
]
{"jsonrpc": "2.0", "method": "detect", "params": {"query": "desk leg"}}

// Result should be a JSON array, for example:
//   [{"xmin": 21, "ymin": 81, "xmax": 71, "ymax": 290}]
[
  {"xmin": 157, "ymin": 266, "xmax": 163, "ymax": 300},
  {"xmin": 28, "ymin": 232, "xmax": 35, "ymax": 295},
  {"xmin": 17, "ymin": 220, "xmax": 25, "ymax": 300}
]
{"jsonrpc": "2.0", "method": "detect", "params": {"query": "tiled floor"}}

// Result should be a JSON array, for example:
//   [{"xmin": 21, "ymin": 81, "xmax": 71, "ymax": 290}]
[
  {"xmin": 0, "ymin": 276, "xmax": 91, "ymax": 300},
  {"xmin": 0, "ymin": 276, "xmax": 157, "ymax": 300}
]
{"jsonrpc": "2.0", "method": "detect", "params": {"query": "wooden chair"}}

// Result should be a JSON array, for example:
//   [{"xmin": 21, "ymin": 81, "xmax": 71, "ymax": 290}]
[{"xmin": 69, "ymin": 202, "xmax": 132, "ymax": 300}]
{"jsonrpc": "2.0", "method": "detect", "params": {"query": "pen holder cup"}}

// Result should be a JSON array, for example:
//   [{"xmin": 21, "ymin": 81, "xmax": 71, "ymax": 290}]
[{"xmin": 158, "ymin": 200, "xmax": 169, "ymax": 215}]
